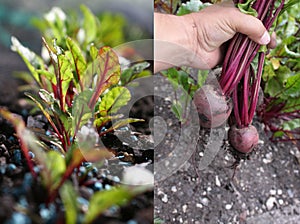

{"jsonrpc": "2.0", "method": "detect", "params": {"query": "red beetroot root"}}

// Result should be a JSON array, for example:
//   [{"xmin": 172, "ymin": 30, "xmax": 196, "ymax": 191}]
[
  {"xmin": 228, "ymin": 124, "xmax": 259, "ymax": 153},
  {"xmin": 193, "ymin": 85, "xmax": 232, "ymax": 128}
]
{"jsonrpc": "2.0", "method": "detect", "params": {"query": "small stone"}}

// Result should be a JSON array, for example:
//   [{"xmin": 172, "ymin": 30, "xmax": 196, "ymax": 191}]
[
  {"xmin": 161, "ymin": 194, "xmax": 168, "ymax": 203},
  {"xmin": 278, "ymin": 199, "xmax": 284, "ymax": 205},
  {"xmin": 201, "ymin": 197, "xmax": 209, "ymax": 206},
  {"xmin": 215, "ymin": 175, "xmax": 221, "ymax": 187},
  {"xmin": 182, "ymin": 204, "xmax": 188, "ymax": 213},
  {"xmin": 171, "ymin": 186, "xmax": 177, "ymax": 192},
  {"xmin": 270, "ymin": 189, "xmax": 276, "ymax": 195},
  {"xmin": 266, "ymin": 196, "xmax": 277, "ymax": 210},
  {"xmin": 196, "ymin": 203, "xmax": 203, "ymax": 208},
  {"xmin": 277, "ymin": 189, "xmax": 283, "ymax": 195},
  {"xmin": 287, "ymin": 189, "xmax": 294, "ymax": 198},
  {"xmin": 207, "ymin": 186, "xmax": 212, "ymax": 192},
  {"xmin": 225, "ymin": 203, "xmax": 233, "ymax": 210}
]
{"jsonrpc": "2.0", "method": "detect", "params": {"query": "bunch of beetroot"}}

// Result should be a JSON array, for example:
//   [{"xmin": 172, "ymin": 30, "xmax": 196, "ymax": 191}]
[{"xmin": 194, "ymin": 0, "xmax": 286, "ymax": 153}]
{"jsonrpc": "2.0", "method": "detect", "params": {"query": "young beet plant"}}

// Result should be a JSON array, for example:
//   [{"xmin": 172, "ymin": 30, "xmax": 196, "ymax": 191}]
[
  {"xmin": 0, "ymin": 5, "xmax": 152, "ymax": 222},
  {"xmin": 0, "ymin": 36, "xmax": 150, "ymax": 221}
]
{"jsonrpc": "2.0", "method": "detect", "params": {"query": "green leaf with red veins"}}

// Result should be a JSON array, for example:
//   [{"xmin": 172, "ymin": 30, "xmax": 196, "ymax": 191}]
[
  {"xmin": 88, "ymin": 46, "xmax": 121, "ymax": 109},
  {"xmin": 66, "ymin": 37, "xmax": 87, "ymax": 89},
  {"xmin": 58, "ymin": 53, "xmax": 73, "ymax": 109},
  {"xmin": 72, "ymin": 90, "xmax": 94, "ymax": 136},
  {"xmin": 99, "ymin": 86, "xmax": 131, "ymax": 116}
]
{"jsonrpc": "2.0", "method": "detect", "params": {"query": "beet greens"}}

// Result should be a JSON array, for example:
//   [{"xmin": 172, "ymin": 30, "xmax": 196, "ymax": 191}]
[{"xmin": 219, "ymin": 0, "xmax": 285, "ymax": 129}]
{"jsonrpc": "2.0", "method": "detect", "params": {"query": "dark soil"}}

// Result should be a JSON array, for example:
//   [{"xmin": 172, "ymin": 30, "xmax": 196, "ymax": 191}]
[{"xmin": 154, "ymin": 74, "xmax": 300, "ymax": 224}]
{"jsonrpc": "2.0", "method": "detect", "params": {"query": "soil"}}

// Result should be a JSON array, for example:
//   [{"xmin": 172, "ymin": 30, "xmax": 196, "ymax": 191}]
[{"xmin": 154, "ymin": 75, "xmax": 300, "ymax": 224}]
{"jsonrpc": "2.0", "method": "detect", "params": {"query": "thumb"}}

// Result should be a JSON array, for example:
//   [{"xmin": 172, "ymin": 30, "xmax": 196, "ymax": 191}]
[{"xmin": 229, "ymin": 9, "xmax": 270, "ymax": 45}]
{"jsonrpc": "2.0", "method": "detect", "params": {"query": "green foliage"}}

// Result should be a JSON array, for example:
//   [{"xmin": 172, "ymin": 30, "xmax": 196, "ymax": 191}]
[
  {"xmin": 99, "ymin": 87, "xmax": 131, "ymax": 116},
  {"xmin": 177, "ymin": 0, "xmax": 211, "ymax": 15},
  {"xmin": 237, "ymin": 0, "xmax": 258, "ymax": 17},
  {"xmin": 31, "ymin": 5, "xmax": 126, "ymax": 51},
  {"xmin": 84, "ymin": 186, "xmax": 132, "ymax": 224},
  {"xmin": 161, "ymin": 68, "xmax": 207, "ymax": 121},
  {"xmin": 60, "ymin": 182, "xmax": 78, "ymax": 224},
  {"xmin": 260, "ymin": 1, "xmax": 300, "ymax": 143}
]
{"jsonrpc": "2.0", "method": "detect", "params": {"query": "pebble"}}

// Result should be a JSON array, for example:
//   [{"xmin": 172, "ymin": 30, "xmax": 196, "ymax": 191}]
[
  {"xmin": 171, "ymin": 186, "xmax": 177, "ymax": 192},
  {"xmin": 269, "ymin": 189, "xmax": 276, "ymax": 195},
  {"xmin": 278, "ymin": 199, "xmax": 284, "ymax": 205},
  {"xmin": 182, "ymin": 204, "xmax": 187, "ymax": 213},
  {"xmin": 161, "ymin": 194, "xmax": 168, "ymax": 203},
  {"xmin": 93, "ymin": 182, "xmax": 103, "ymax": 191},
  {"xmin": 277, "ymin": 189, "xmax": 283, "ymax": 195},
  {"xmin": 9, "ymin": 212, "xmax": 31, "ymax": 224},
  {"xmin": 196, "ymin": 203, "xmax": 203, "ymax": 208},
  {"xmin": 201, "ymin": 197, "xmax": 209, "ymax": 206},
  {"xmin": 225, "ymin": 203, "xmax": 233, "ymax": 210},
  {"xmin": 127, "ymin": 220, "xmax": 137, "ymax": 224},
  {"xmin": 215, "ymin": 175, "xmax": 221, "ymax": 187},
  {"xmin": 266, "ymin": 196, "xmax": 277, "ymax": 210},
  {"xmin": 7, "ymin": 163, "xmax": 17, "ymax": 172},
  {"xmin": 287, "ymin": 189, "xmax": 294, "ymax": 198},
  {"xmin": 28, "ymin": 151, "xmax": 35, "ymax": 159}
]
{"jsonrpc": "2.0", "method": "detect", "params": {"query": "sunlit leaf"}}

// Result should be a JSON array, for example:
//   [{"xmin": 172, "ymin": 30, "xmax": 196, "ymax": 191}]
[
  {"xmin": 58, "ymin": 54, "xmax": 73, "ymax": 109},
  {"xmin": 94, "ymin": 114, "xmax": 123, "ymax": 128},
  {"xmin": 72, "ymin": 90, "xmax": 93, "ymax": 136},
  {"xmin": 270, "ymin": 58, "xmax": 280, "ymax": 70},
  {"xmin": 282, "ymin": 118, "xmax": 300, "ymax": 131},
  {"xmin": 99, "ymin": 87, "xmax": 131, "ymax": 116},
  {"xmin": 66, "ymin": 37, "xmax": 87, "ymax": 88},
  {"xmin": 104, "ymin": 118, "xmax": 144, "ymax": 134},
  {"xmin": 237, "ymin": 0, "xmax": 257, "ymax": 17},
  {"xmin": 89, "ymin": 44, "xmax": 98, "ymax": 61},
  {"xmin": 83, "ymin": 187, "xmax": 133, "ymax": 224},
  {"xmin": 88, "ymin": 46, "xmax": 121, "ymax": 109},
  {"xmin": 60, "ymin": 182, "xmax": 78, "ymax": 224},
  {"xmin": 45, "ymin": 150, "xmax": 66, "ymax": 191}
]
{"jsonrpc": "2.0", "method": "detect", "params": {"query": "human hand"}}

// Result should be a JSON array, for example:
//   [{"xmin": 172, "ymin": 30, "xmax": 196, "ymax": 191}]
[{"xmin": 154, "ymin": 1, "xmax": 276, "ymax": 72}]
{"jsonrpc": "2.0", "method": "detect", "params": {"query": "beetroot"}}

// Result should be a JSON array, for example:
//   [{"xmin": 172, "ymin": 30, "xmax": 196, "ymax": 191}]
[
  {"xmin": 193, "ymin": 85, "xmax": 232, "ymax": 128},
  {"xmin": 228, "ymin": 124, "xmax": 259, "ymax": 153}
]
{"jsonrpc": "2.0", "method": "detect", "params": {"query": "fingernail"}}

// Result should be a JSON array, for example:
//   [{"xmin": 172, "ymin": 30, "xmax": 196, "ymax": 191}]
[{"xmin": 259, "ymin": 31, "xmax": 270, "ymax": 45}]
